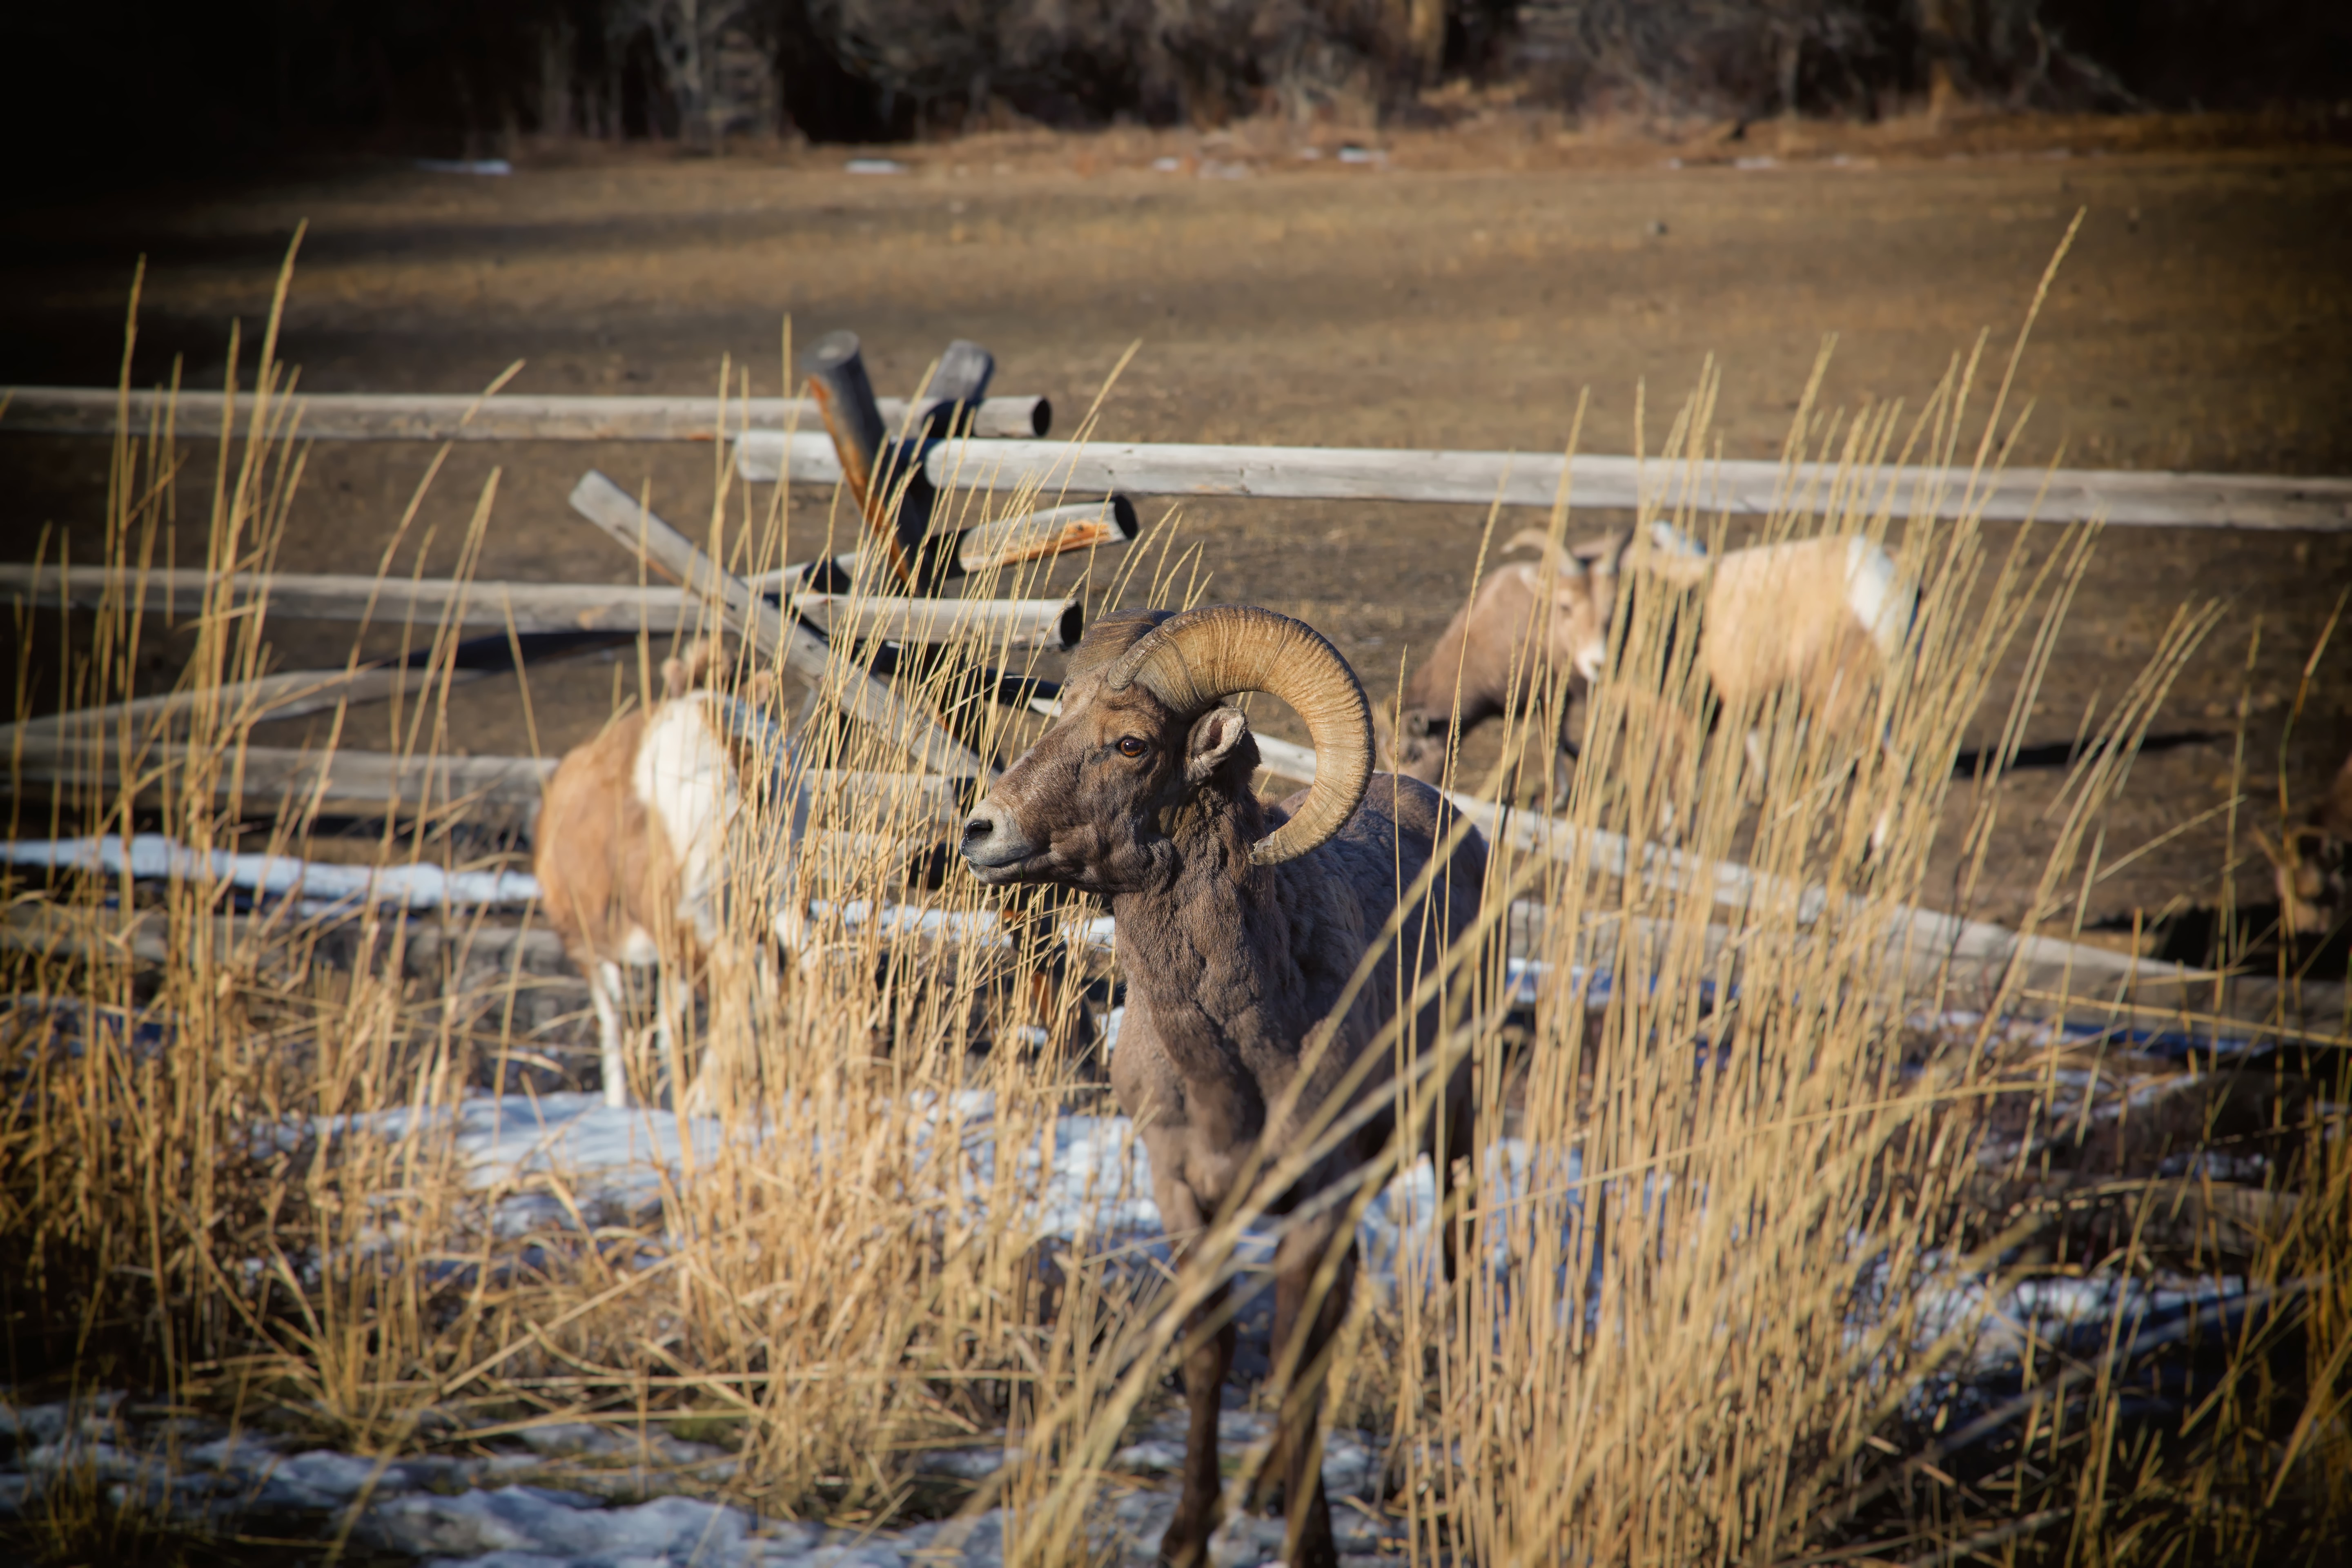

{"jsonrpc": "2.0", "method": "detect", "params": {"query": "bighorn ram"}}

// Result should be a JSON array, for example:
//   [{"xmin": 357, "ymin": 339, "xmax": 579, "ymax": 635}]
[
  {"xmin": 2257, "ymin": 744, "xmax": 2352, "ymax": 937},
  {"xmin": 535, "ymin": 641, "xmax": 802, "ymax": 1109},
  {"xmin": 959, "ymin": 605, "xmax": 1486, "ymax": 1568},
  {"xmin": 1387, "ymin": 523, "xmax": 1693, "ymax": 797}
]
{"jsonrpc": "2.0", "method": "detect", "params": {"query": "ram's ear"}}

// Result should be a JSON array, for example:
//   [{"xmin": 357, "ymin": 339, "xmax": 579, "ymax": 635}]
[{"xmin": 1185, "ymin": 704, "xmax": 1255, "ymax": 785}]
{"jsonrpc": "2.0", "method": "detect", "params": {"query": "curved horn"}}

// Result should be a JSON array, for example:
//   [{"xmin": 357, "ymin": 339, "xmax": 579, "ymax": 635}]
[
  {"xmin": 1503, "ymin": 529, "xmax": 1584, "ymax": 577},
  {"xmin": 1105, "ymin": 605, "xmax": 1372, "ymax": 866}
]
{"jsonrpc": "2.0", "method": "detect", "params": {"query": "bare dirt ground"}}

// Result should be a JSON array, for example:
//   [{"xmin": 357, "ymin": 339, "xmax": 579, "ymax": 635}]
[{"xmin": 6, "ymin": 113, "xmax": 2350, "ymax": 947}]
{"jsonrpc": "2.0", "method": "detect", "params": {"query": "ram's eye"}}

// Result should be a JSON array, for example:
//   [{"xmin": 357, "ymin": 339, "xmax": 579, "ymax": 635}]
[{"xmin": 1115, "ymin": 736, "xmax": 1149, "ymax": 759}]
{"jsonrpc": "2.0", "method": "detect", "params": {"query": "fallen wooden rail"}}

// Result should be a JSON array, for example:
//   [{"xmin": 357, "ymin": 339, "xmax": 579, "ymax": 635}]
[
  {"xmin": 9, "ymin": 739, "xmax": 556, "ymax": 811},
  {"xmin": 2, "ymin": 387, "xmax": 1052, "ymax": 442},
  {"xmin": 8, "ymin": 739, "xmax": 975, "ymax": 820},
  {"xmin": 3, "ymin": 564, "xmax": 701, "ymax": 633},
  {"xmin": 1245, "ymin": 733, "xmax": 2343, "ymax": 1043},
  {"xmin": 953, "ymin": 497, "xmax": 1140, "ymax": 573},
  {"xmin": 0, "ymin": 664, "xmax": 472, "ymax": 744},
  {"xmin": 733, "ymin": 434, "xmax": 2352, "ymax": 531},
  {"xmin": 5, "ymin": 564, "xmax": 1094, "ymax": 648},
  {"xmin": 4, "ymin": 902, "xmax": 262, "ymax": 967}
]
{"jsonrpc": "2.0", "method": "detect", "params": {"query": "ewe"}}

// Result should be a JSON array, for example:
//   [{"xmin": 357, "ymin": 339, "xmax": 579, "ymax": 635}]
[
  {"xmin": 960, "ymin": 605, "xmax": 1485, "ymax": 1568},
  {"xmin": 1383, "ymin": 524, "xmax": 1722, "ymax": 799},
  {"xmin": 535, "ymin": 641, "xmax": 803, "ymax": 1109},
  {"xmin": 1610, "ymin": 523, "xmax": 1914, "ymax": 850},
  {"xmin": 1387, "ymin": 521, "xmax": 1696, "ymax": 799}
]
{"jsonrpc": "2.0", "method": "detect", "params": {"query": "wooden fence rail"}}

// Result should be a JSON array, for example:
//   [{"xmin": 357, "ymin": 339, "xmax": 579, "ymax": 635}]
[
  {"xmin": 733, "ymin": 434, "xmax": 2352, "ymax": 530},
  {"xmin": 16, "ymin": 385, "xmax": 2341, "ymax": 529},
  {"xmin": 1, "ymin": 387, "xmax": 1051, "ymax": 442},
  {"xmin": 4, "ymin": 565, "xmax": 1080, "ymax": 649},
  {"xmin": 3, "ymin": 565, "xmax": 701, "ymax": 633},
  {"xmin": 1243, "ymin": 735, "xmax": 2345, "ymax": 1045},
  {"xmin": 8, "ymin": 738, "xmax": 972, "ymax": 820}
]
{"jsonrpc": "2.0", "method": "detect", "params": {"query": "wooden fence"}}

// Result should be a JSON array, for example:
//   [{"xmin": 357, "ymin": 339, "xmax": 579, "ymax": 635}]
[
  {"xmin": 12, "ymin": 381, "xmax": 2348, "ymax": 528},
  {"xmin": 7, "ymin": 345, "xmax": 2347, "ymax": 1045}
]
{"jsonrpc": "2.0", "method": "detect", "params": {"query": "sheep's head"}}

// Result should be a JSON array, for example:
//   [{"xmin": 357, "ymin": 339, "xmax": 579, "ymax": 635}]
[
  {"xmin": 659, "ymin": 637, "xmax": 781, "ymax": 717},
  {"xmin": 1382, "ymin": 705, "xmax": 1446, "ymax": 782},
  {"xmin": 960, "ymin": 605, "xmax": 1374, "ymax": 894},
  {"xmin": 1502, "ymin": 530, "xmax": 1619, "ymax": 684}
]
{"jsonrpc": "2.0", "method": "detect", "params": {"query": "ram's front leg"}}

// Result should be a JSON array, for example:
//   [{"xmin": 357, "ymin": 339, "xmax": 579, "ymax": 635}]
[
  {"xmin": 1257, "ymin": 1214, "xmax": 1352, "ymax": 1568},
  {"xmin": 1155, "ymin": 1183, "xmax": 1236, "ymax": 1568}
]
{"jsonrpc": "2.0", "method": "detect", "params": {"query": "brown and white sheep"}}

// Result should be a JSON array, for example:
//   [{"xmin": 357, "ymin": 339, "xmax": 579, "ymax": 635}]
[
  {"xmin": 960, "ymin": 604, "xmax": 1486, "ymax": 1568},
  {"xmin": 534, "ymin": 642, "xmax": 803, "ymax": 1109}
]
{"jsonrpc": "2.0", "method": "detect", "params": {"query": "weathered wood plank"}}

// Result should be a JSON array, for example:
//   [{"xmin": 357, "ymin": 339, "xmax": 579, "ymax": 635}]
[
  {"xmin": 744, "ymin": 496, "xmax": 1140, "ymax": 591},
  {"xmin": 2, "ymin": 563, "xmax": 706, "ymax": 632},
  {"xmin": 791, "ymin": 592, "xmax": 1080, "ymax": 652},
  {"xmin": 566, "ymin": 471, "xmax": 987, "ymax": 777},
  {"xmin": 954, "ymin": 497, "xmax": 1140, "ymax": 573},
  {"xmin": 9, "ymin": 738, "xmax": 556, "ymax": 811},
  {"xmin": 2, "ymin": 387, "xmax": 1051, "ymax": 442},
  {"xmin": 2, "ymin": 902, "xmax": 255, "ymax": 966},
  {"xmin": 9, "ymin": 738, "xmax": 973, "ymax": 820},
  {"xmin": 732, "ymin": 434, "xmax": 2352, "ymax": 530},
  {"xmin": 0, "ymin": 665, "xmax": 487, "ymax": 745},
  {"xmin": 6, "ymin": 565, "xmax": 1085, "ymax": 650},
  {"xmin": 1247, "ymin": 732, "xmax": 2343, "ymax": 1043}
]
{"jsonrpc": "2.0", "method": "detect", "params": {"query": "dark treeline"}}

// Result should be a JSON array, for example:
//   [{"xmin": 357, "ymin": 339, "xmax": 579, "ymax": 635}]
[{"xmin": 7, "ymin": 0, "xmax": 2346, "ymax": 190}]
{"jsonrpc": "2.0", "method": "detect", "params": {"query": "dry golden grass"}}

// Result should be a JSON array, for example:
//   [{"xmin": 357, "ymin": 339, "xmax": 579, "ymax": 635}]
[{"xmin": 3, "ymin": 245, "xmax": 2346, "ymax": 1566}]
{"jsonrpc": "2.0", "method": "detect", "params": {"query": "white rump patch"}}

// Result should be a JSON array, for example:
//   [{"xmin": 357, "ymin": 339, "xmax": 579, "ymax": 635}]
[
  {"xmin": 1844, "ymin": 537, "xmax": 1912, "ymax": 659},
  {"xmin": 633, "ymin": 693, "xmax": 742, "ymax": 946}
]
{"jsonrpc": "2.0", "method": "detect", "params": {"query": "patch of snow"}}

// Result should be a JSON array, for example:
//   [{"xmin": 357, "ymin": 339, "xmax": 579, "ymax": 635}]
[
  {"xmin": 366, "ymin": 1485, "xmax": 731, "ymax": 1559},
  {"xmin": 314, "ymin": 1085, "xmax": 1550, "ymax": 1297},
  {"xmin": 2, "ymin": 834, "xmax": 539, "ymax": 914}
]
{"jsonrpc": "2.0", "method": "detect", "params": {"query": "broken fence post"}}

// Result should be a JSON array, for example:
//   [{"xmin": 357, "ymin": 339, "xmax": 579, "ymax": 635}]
[
  {"xmin": 802, "ymin": 332, "xmax": 1000, "ymax": 591},
  {"xmin": 566, "ymin": 470, "xmax": 988, "ymax": 778}
]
